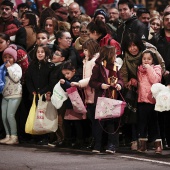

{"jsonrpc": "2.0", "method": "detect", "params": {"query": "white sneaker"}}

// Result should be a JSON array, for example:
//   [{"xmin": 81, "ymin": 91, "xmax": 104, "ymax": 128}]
[
  {"xmin": 5, "ymin": 135, "xmax": 19, "ymax": 145},
  {"xmin": 106, "ymin": 149, "xmax": 115, "ymax": 154},
  {"xmin": 92, "ymin": 149, "xmax": 100, "ymax": 153},
  {"xmin": 0, "ymin": 135, "xmax": 10, "ymax": 144}
]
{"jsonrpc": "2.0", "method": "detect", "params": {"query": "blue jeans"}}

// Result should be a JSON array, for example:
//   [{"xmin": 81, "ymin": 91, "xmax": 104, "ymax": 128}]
[{"xmin": 1, "ymin": 97, "xmax": 22, "ymax": 136}]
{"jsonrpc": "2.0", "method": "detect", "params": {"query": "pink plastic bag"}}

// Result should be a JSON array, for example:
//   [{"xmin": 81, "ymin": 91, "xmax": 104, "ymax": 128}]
[
  {"xmin": 66, "ymin": 87, "xmax": 87, "ymax": 114},
  {"xmin": 95, "ymin": 97, "xmax": 126, "ymax": 120}
]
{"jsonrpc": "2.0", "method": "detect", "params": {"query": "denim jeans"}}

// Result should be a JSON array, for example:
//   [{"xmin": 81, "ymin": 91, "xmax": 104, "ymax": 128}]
[{"xmin": 1, "ymin": 97, "xmax": 22, "ymax": 136}]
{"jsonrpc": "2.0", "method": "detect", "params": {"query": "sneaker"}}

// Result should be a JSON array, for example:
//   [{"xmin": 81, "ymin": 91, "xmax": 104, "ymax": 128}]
[
  {"xmin": 0, "ymin": 135, "xmax": 10, "ymax": 144},
  {"xmin": 37, "ymin": 139, "xmax": 48, "ymax": 146},
  {"xmin": 106, "ymin": 149, "xmax": 115, "ymax": 154},
  {"xmin": 92, "ymin": 149, "xmax": 100, "ymax": 153},
  {"xmin": 106, "ymin": 144, "xmax": 116, "ymax": 154},
  {"xmin": 5, "ymin": 135, "xmax": 19, "ymax": 145}
]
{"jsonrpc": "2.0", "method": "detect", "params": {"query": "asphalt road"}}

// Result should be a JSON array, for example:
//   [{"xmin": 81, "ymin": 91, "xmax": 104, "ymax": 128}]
[{"xmin": 0, "ymin": 144, "xmax": 170, "ymax": 170}]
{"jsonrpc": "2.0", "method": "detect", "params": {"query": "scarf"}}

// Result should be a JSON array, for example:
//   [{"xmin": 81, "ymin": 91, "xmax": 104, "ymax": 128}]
[
  {"xmin": 124, "ymin": 51, "xmax": 142, "ymax": 78},
  {"xmin": 74, "ymin": 37, "xmax": 87, "ymax": 51}
]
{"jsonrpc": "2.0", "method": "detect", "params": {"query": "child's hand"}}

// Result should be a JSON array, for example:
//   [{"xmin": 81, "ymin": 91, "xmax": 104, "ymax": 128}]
[
  {"xmin": 46, "ymin": 92, "xmax": 51, "ymax": 101},
  {"xmin": 5, "ymin": 61, "xmax": 11, "ymax": 68},
  {"xmin": 115, "ymin": 84, "xmax": 121, "ymax": 91},
  {"xmin": 32, "ymin": 91, "xmax": 36, "ymax": 95},
  {"xmin": 143, "ymin": 64, "xmax": 150, "ymax": 68},
  {"xmin": 101, "ymin": 83, "xmax": 110, "ymax": 89},
  {"xmin": 71, "ymin": 82, "xmax": 79, "ymax": 87},
  {"xmin": 60, "ymin": 79, "xmax": 65, "ymax": 84}
]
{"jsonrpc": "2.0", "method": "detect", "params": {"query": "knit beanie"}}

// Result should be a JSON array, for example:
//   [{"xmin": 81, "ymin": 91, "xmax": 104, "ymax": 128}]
[
  {"xmin": 3, "ymin": 45, "xmax": 17, "ymax": 62},
  {"xmin": 93, "ymin": 9, "xmax": 108, "ymax": 21}
]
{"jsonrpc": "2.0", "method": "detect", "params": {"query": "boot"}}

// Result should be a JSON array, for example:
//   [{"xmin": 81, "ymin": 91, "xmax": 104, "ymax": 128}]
[
  {"xmin": 0, "ymin": 135, "xmax": 10, "ymax": 144},
  {"xmin": 131, "ymin": 141, "xmax": 138, "ymax": 151},
  {"xmin": 5, "ymin": 135, "xmax": 19, "ymax": 145},
  {"xmin": 138, "ymin": 138, "xmax": 147, "ymax": 152},
  {"xmin": 155, "ymin": 139, "xmax": 162, "ymax": 154}
]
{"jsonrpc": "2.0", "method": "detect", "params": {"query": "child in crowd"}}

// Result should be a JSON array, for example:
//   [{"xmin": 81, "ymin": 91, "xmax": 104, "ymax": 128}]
[
  {"xmin": 28, "ymin": 30, "xmax": 51, "ymax": 61},
  {"xmin": 0, "ymin": 46, "xmax": 22, "ymax": 145},
  {"xmin": 26, "ymin": 44, "xmax": 52, "ymax": 145},
  {"xmin": 60, "ymin": 60, "xmax": 86, "ymax": 148},
  {"xmin": 89, "ymin": 45, "xmax": 123, "ymax": 153},
  {"xmin": 48, "ymin": 46, "xmax": 69, "ymax": 147},
  {"xmin": 137, "ymin": 49, "xmax": 162, "ymax": 154},
  {"xmin": 71, "ymin": 38, "xmax": 100, "ymax": 148}
]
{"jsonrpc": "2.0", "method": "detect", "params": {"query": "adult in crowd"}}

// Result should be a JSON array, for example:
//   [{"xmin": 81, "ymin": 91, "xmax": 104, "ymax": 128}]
[
  {"xmin": 17, "ymin": 3, "xmax": 30, "ymax": 20},
  {"xmin": 0, "ymin": 0, "xmax": 21, "ymax": 41},
  {"xmin": 87, "ymin": 20, "xmax": 121, "ymax": 57},
  {"xmin": 108, "ymin": 7, "xmax": 119, "ymax": 22},
  {"xmin": 50, "ymin": 2, "xmax": 68, "ymax": 21},
  {"xmin": 44, "ymin": 17, "xmax": 58, "ymax": 45},
  {"xmin": 54, "ymin": 30, "xmax": 83, "ymax": 75},
  {"xmin": 150, "ymin": 12, "xmax": 170, "ymax": 148},
  {"xmin": 68, "ymin": 2, "xmax": 81, "ymax": 23},
  {"xmin": 117, "ymin": 0, "xmax": 148, "ymax": 51},
  {"xmin": 70, "ymin": 19, "xmax": 81, "ymax": 43},
  {"xmin": 150, "ymin": 16, "xmax": 163, "ymax": 35},
  {"xmin": 15, "ymin": 11, "xmax": 37, "ymax": 53},
  {"xmin": 73, "ymin": 21, "xmax": 90, "ymax": 58}
]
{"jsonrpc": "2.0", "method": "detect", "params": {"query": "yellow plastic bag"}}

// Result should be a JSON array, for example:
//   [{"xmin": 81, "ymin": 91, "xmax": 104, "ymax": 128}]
[{"xmin": 25, "ymin": 95, "xmax": 37, "ymax": 134}]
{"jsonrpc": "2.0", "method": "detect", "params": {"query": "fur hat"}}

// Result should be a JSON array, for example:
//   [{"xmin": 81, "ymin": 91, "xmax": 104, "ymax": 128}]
[
  {"xmin": 94, "ymin": 9, "xmax": 108, "ymax": 21},
  {"xmin": 3, "ymin": 45, "xmax": 17, "ymax": 62}
]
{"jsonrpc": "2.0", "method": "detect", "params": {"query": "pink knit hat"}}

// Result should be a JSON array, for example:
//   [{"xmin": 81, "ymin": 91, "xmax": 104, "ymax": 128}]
[{"xmin": 3, "ymin": 45, "xmax": 17, "ymax": 62}]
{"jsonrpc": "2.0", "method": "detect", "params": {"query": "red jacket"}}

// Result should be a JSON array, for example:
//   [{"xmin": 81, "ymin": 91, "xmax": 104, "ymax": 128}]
[
  {"xmin": 0, "ymin": 16, "xmax": 20, "ymax": 36},
  {"xmin": 99, "ymin": 34, "xmax": 122, "ymax": 56}
]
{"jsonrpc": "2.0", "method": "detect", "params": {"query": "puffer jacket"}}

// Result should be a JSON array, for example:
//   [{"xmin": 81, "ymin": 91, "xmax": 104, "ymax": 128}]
[{"xmin": 137, "ymin": 64, "xmax": 162, "ymax": 104}]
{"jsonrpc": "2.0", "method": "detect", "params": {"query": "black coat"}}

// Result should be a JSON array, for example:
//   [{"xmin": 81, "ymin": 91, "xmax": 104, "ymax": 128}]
[
  {"xmin": 26, "ymin": 61, "xmax": 52, "ymax": 98},
  {"xmin": 117, "ymin": 15, "xmax": 148, "ymax": 49}
]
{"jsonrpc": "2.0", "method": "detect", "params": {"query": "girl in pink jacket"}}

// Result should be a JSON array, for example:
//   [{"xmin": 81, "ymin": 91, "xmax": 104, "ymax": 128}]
[{"xmin": 137, "ymin": 49, "xmax": 162, "ymax": 154}]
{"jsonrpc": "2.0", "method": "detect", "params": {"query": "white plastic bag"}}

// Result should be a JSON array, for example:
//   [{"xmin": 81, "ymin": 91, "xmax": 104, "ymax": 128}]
[{"xmin": 51, "ymin": 82, "xmax": 68, "ymax": 109}]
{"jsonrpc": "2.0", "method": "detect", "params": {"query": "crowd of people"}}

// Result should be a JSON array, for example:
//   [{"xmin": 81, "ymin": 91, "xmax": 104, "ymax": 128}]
[{"xmin": 0, "ymin": 0, "xmax": 170, "ymax": 155}]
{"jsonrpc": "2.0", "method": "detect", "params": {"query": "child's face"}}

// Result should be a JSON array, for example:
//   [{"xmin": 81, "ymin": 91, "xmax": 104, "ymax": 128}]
[
  {"xmin": 83, "ymin": 49, "xmax": 89, "ymax": 57},
  {"xmin": 3, "ymin": 54, "xmax": 14, "ymax": 65},
  {"xmin": 142, "ymin": 53, "xmax": 153, "ymax": 65},
  {"xmin": 36, "ymin": 33, "xmax": 49, "ymax": 45},
  {"xmin": 62, "ymin": 69, "xmax": 75, "ymax": 80},
  {"xmin": 36, "ymin": 47, "xmax": 45, "ymax": 61},
  {"xmin": 52, "ymin": 50, "xmax": 64, "ymax": 63}
]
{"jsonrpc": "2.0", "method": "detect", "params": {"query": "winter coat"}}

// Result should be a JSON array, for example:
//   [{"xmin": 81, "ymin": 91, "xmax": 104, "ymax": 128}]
[
  {"xmin": 0, "ymin": 16, "xmax": 21, "ymax": 37},
  {"xmin": 15, "ymin": 26, "xmax": 36, "ymax": 52},
  {"xmin": 150, "ymin": 28, "xmax": 170, "ymax": 72},
  {"xmin": 26, "ymin": 61, "xmax": 52, "ymax": 98},
  {"xmin": 137, "ymin": 64, "xmax": 162, "ymax": 104},
  {"xmin": 79, "ymin": 53, "xmax": 99, "ymax": 104},
  {"xmin": 117, "ymin": 15, "xmax": 148, "ymax": 48},
  {"xmin": 0, "ymin": 64, "xmax": 6, "ymax": 93},
  {"xmin": 2, "ymin": 63, "xmax": 22, "ymax": 98},
  {"xmin": 98, "ymin": 33, "xmax": 121, "ymax": 56},
  {"xmin": 89, "ymin": 58, "xmax": 123, "ymax": 104}
]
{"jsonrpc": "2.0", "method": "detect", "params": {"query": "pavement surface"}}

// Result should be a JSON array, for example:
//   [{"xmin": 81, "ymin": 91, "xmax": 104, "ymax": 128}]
[{"xmin": 0, "ymin": 144, "xmax": 170, "ymax": 170}]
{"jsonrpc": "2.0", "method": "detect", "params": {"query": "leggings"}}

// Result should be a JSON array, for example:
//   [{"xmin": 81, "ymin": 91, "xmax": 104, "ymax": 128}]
[{"xmin": 1, "ymin": 97, "xmax": 22, "ymax": 136}]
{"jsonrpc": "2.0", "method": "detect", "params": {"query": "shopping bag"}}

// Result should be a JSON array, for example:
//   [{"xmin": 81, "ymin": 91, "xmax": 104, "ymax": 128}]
[
  {"xmin": 51, "ymin": 82, "xmax": 68, "ymax": 109},
  {"xmin": 25, "ymin": 95, "xmax": 37, "ymax": 134},
  {"xmin": 66, "ymin": 86, "xmax": 87, "ymax": 114},
  {"xmin": 95, "ymin": 97, "xmax": 126, "ymax": 120},
  {"xmin": 33, "ymin": 95, "xmax": 58, "ymax": 134}
]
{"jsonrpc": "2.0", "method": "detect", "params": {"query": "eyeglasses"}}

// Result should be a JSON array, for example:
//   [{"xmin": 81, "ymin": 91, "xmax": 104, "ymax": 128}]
[
  {"xmin": 54, "ymin": 52, "xmax": 61, "ymax": 56},
  {"xmin": 80, "ymin": 31, "xmax": 89, "ymax": 34},
  {"xmin": 72, "ymin": 26, "xmax": 80, "ymax": 30}
]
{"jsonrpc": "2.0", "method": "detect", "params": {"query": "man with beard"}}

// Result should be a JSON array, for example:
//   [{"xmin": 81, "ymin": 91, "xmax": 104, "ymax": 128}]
[
  {"xmin": 0, "ymin": 1, "xmax": 21, "ymax": 40},
  {"xmin": 150, "ymin": 12, "xmax": 170, "ymax": 149}
]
